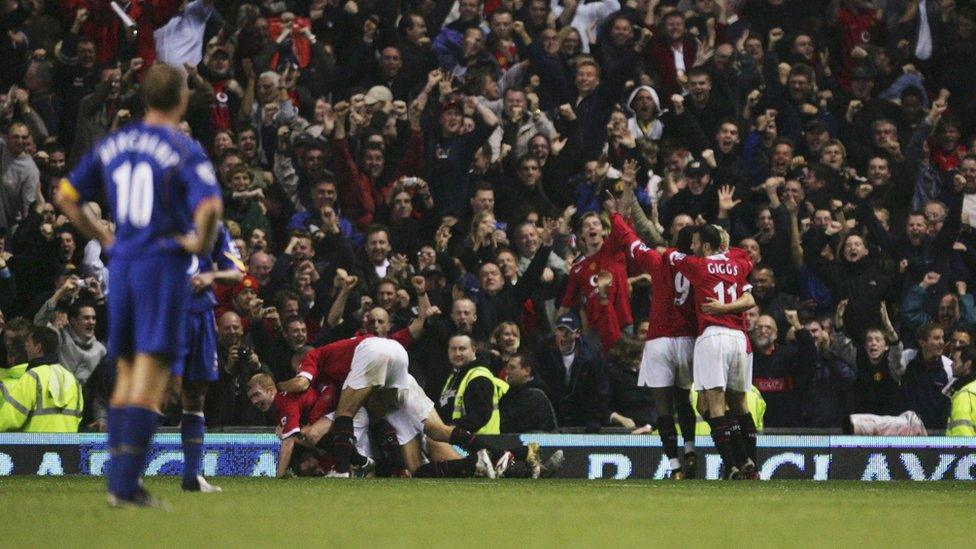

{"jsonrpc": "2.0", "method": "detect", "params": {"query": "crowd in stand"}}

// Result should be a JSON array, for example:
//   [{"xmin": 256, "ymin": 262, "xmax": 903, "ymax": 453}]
[{"xmin": 2, "ymin": 0, "xmax": 976, "ymax": 435}]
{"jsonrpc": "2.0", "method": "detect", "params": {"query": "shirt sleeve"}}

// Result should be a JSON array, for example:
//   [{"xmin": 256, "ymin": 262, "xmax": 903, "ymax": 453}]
[
  {"xmin": 298, "ymin": 347, "xmax": 322, "ymax": 381},
  {"xmin": 180, "ymin": 143, "xmax": 222, "ymax": 212},
  {"xmin": 62, "ymin": 148, "xmax": 102, "ymax": 203},
  {"xmin": 212, "ymin": 224, "xmax": 245, "ymax": 272},
  {"xmin": 668, "ymin": 251, "xmax": 700, "ymax": 286}
]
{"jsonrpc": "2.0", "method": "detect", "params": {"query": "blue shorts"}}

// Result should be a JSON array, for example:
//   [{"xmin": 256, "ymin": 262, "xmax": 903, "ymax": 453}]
[
  {"xmin": 172, "ymin": 309, "xmax": 219, "ymax": 382},
  {"xmin": 107, "ymin": 254, "xmax": 191, "ymax": 361}
]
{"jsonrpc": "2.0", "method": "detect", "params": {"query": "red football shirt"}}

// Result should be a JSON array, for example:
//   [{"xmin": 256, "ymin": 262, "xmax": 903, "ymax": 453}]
[
  {"xmin": 297, "ymin": 330, "xmax": 412, "ymax": 388},
  {"xmin": 668, "ymin": 249, "xmax": 753, "ymax": 334},
  {"xmin": 611, "ymin": 215, "xmax": 696, "ymax": 340},
  {"xmin": 561, "ymin": 213, "xmax": 634, "ymax": 329},
  {"xmin": 273, "ymin": 384, "xmax": 336, "ymax": 439}
]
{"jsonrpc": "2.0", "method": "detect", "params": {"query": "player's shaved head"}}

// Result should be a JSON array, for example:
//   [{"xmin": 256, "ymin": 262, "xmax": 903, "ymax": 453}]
[
  {"xmin": 365, "ymin": 307, "xmax": 391, "ymax": 337},
  {"xmin": 142, "ymin": 63, "xmax": 187, "ymax": 114}
]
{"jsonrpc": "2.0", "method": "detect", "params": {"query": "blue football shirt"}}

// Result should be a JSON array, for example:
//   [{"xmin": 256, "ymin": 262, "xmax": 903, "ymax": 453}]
[{"xmin": 64, "ymin": 122, "xmax": 221, "ymax": 258}]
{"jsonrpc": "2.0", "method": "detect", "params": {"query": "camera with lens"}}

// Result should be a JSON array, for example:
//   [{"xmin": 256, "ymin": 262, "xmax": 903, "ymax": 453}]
[{"xmin": 237, "ymin": 346, "xmax": 253, "ymax": 363}]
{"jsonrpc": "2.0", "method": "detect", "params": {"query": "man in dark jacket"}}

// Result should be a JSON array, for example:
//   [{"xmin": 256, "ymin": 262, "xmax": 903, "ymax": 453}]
[
  {"xmin": 536, "ymin": 313, "xmax": 611, "ymax": 432},
  {"xmin": 468, "ymin": 241, "xmax": 552, "ymax": 341},
  {"xmin": 804, "ymin": 230, "xmax": 900, "ymax": 345},
  {"xmin": 500, "ymin": 353, "xmax": 556, "ymax": 433},
  {"xmin": 527, "ymin": 29, "xmax": 642, "ymax": 161},
  {"xmin": 898, "ymin": 323, "xmax": 953, "ymax": 430},
  {"xmin": 797, "ymin": 318, "xmax": 856, "ymax": 428},
  {"xmin": 751, "ymin": 314, "xmax": 817, "ymax": 428}
]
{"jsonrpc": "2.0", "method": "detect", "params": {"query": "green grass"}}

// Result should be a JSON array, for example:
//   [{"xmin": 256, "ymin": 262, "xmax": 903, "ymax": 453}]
[{"xmin": 0, "ymin": 477, "xmax": 970, "ymax": 547}]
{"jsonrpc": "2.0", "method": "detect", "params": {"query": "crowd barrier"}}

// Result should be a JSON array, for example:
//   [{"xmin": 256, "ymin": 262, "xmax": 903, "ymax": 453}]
[{"xmin": 2, "ymin": 433, "xmax": 975, "ymax": 480}]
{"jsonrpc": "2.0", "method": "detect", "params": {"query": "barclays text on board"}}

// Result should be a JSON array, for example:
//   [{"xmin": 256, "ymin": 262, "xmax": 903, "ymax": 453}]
[{"xmin": 1, "ymin": 433, "xmax": 975, "ymax": 480}]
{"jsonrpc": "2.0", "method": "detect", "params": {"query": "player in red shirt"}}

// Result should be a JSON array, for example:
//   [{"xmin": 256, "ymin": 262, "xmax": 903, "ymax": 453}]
[
  {"xmin": 247, "ymin": 373, "xmax": 374, "ymax": 478},
  {"xmin": 608, "ymin": 205, "xmax": 700, "ymax": 479},
  {"xmin": 558, "ymin": 210, "xmax": 634, "ymax": 350},
  {"xmin": 669, "ymin": 224, "xmax": 759, "ymax": 479}
]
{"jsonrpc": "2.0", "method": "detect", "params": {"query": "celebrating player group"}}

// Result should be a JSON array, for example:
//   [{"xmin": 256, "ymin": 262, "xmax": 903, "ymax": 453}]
[{"xmin": 608, "ymin": 160, "xmax": 759, "ymax": 480}]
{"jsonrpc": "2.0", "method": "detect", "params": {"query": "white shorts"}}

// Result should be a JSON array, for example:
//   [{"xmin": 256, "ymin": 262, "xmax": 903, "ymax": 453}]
[
  {"xmin": 344, "ymin": 337, "xmax": 411, "ymax": 391},
  {"xmin": 386, "ymin": 376, "xmax": 435, "ymax": 445},
  {"xmin": 638, "ymin": 337, "xmax": 695, "ymax": 389},
  {"xmin": 692, "ymin": 326, "xmax": 753, "ymax": 392},
  {"xmin": 325, "ymin": 407, "xmax": 372, "ymax": 458}
]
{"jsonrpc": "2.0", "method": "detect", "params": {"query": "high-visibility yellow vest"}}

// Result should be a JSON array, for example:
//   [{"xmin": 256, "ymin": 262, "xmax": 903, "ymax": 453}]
[
  {"xmin": 444, "ymin": 366, "xmax": 509, "ymax": 435},
  {"xmin": 679, "ymin": 386, "xmax": 766, "ymax": 436},
  {"xmin": 0, "ymin": 363, "xmax": 83, "ymax": 433},
  {"xmin": 947, "ymin": 380, "xmax": 976, "ymax": 436}
]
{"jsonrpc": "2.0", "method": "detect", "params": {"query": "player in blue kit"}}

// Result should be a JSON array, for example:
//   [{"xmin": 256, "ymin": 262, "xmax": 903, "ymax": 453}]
[
  {"xmin": 55, "ymin": 64, "xmax": 223, "ymax": 507},
  {"xmin": 172, "ymin": 223, "xmax": 244, "ymax": 493}
]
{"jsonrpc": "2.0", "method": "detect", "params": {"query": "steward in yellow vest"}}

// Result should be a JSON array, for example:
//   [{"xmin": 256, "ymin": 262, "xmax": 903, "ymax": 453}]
[
  {"xmin": 0, "ymin": 326, "xmax": 84, "ymax": 432},
  {"xmin": 0, "ymin": 359, "xmax": 83, "ymax": 432},
  {"xmin": 947, "ymin": 347, "xmax": 976, "ymax": 436},
  {"xmin": 438, "ymin": 334, "xmax": 508, "ymax": 434}
]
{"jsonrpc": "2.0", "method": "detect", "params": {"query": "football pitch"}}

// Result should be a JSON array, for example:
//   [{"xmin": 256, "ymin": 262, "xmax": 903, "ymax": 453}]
[{"xmin": 1, "ymin": 477, "xmax": 969, "ymax": 547}]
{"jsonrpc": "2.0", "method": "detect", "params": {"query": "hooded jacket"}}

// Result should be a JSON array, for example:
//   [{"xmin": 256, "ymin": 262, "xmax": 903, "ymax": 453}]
[{"xmin": 624, "ymin": 85, "xmax": 664, "ymax": 142}]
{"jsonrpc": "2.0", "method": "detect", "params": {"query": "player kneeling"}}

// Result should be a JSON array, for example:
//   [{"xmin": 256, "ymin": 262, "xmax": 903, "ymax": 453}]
[{"xmin": 247, "ymin": 374, "xmax": 373, "ymax": 478}]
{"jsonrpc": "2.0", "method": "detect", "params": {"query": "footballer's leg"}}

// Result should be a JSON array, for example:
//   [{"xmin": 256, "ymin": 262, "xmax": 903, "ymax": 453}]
[
  {"xmin": 366, "ymin": 390, "xmax": 405, "ymax": 474},
  {"xmin": 650, "ymin": 387, "xmax": 681, "ymax": 478},
  {"xmin": 703, "ymin": 387, "xmax": 740, "ymax": 478},
  {"xmin": 180, "ymin": 380, "xmax": 220, "ymax": 492},
  {"xmin": 726, "ymin": 390, "xmax": 758, "ymax": 476},
  {"xmin": 673, "ymin": 387, "xmax": 698, "ymax": 477},
  {"xmin": 422, "ymin": 410, "xmax": 539, "ymax": 478},
  {"xmin": 414, "ymin": 438, "xmax": 490, "ymax": 478},
  {"xmin": 726, "ymin": 342, "xmax": 757, "ymax": 477},
  {"xmin": 179, "ymin": 310, "xmax": 221, "ymax": 492},
  {"xmin": 111, "ymin": 353, "xmax": 171, "ymax": 503},
  {"xmin": 401, "ymin": 436, "xmax": 425, "ymax": 474},
  {"xmin": 331, "ymin": 387, "xmax": 375, "ymax": 474},
  {"xmin": 641, "ymin": 339, "xmax": 682, "ymax": 478},
  {"xmin": 106, "ymin": 356, "xmax": 134, "ymax": 499},
  {"xmin": 673, "ymin": 337, "xmax": 698, "ymax": 477}
]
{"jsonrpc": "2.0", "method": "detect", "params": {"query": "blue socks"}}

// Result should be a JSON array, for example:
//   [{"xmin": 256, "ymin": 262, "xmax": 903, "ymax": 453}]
[
  {"xmin": 112, "ymin": 406, "xmax": 160, "ymax": 500},
  {"xmin": 106, "ymin": 406, "xmax": 122, "ymax": 495},
  {"xmin": 181, "ymin": 412, "xmax": 206, "ymax": 487}
]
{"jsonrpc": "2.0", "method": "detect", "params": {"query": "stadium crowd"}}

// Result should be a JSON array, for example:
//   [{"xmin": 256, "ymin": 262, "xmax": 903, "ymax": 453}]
[{"xmin": 2, "ymin": 0, "xmax": 976, "ymax": 439}]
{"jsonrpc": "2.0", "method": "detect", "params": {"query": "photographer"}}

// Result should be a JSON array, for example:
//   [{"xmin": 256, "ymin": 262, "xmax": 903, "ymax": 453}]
[
  {"xmin": 32, "ymin": 271, "xmax": 106, "ymax": 384},
  {"xmin": 206, "ymin": 311, "xmax": 273, "ymax": 427}
]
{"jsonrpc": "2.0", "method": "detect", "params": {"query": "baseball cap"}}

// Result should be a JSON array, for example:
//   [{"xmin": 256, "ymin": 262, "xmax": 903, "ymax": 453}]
[
  {"xmin": 231, "ymin": 275, "xmax": 260, "ymax": 299},
  {"xmin": 363, "ymin": 85, "xmax": 393, "ymax": 106},
  {"xmin": 805, "ymin": 118, "xmax": 828, "ymax": 135},
  {"xmin": 685, "ymin": 160, "xmax": 710, "ymax": 178},
  {"xmin": 555, "ymin": 311, "xmax": 581, "ymax": 331}
]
